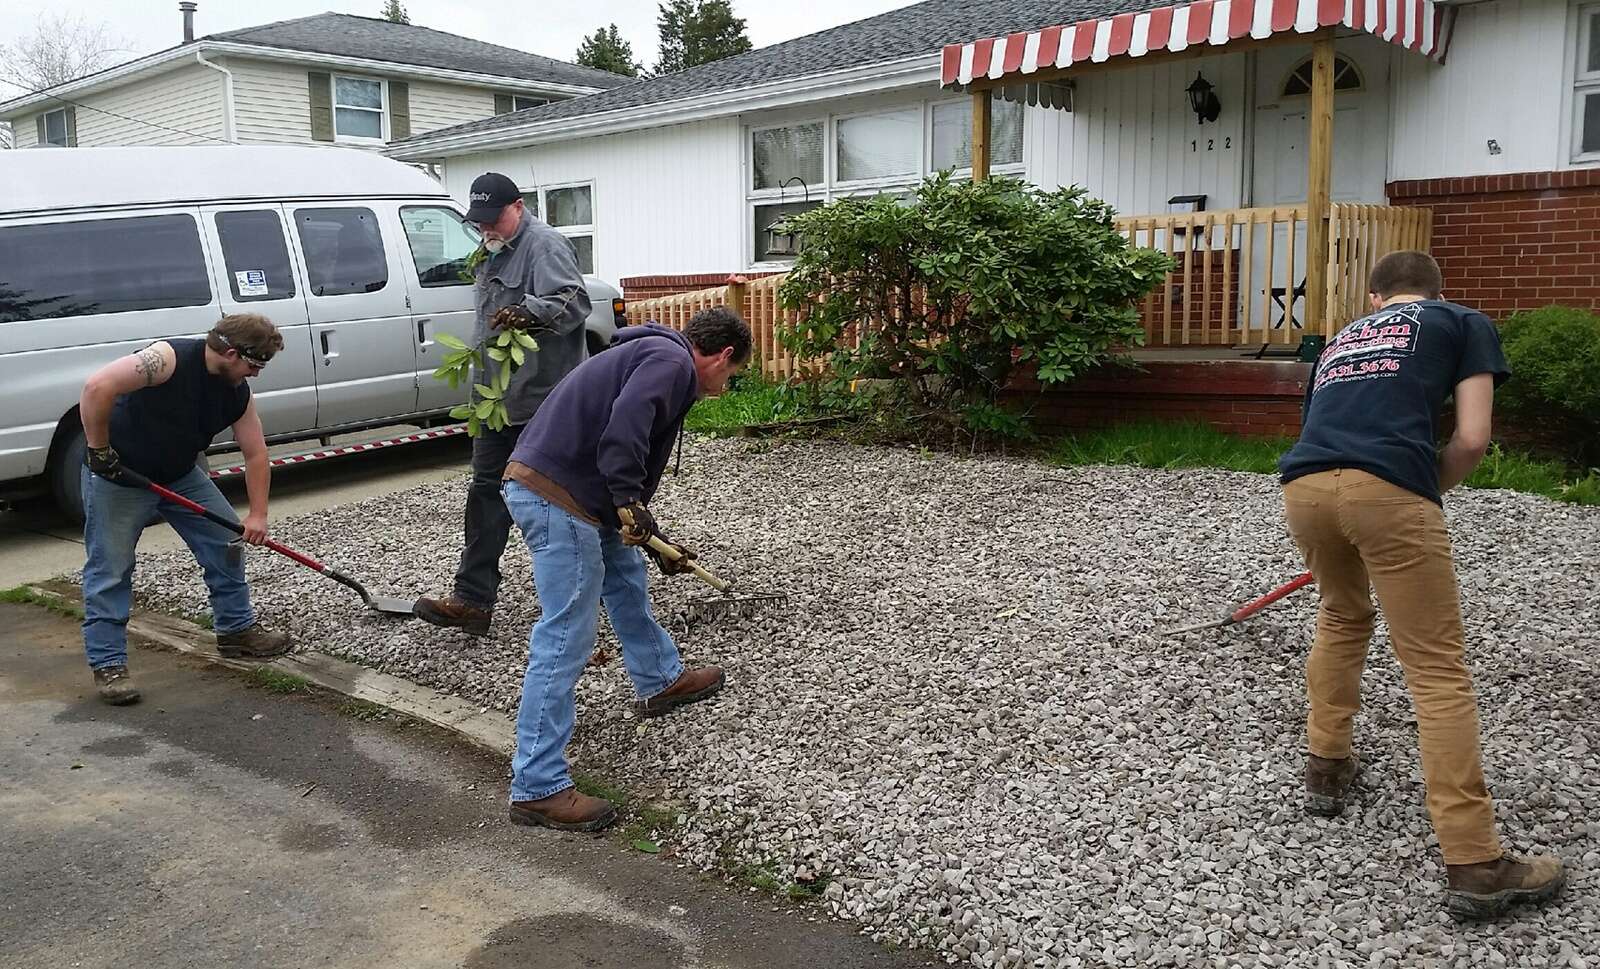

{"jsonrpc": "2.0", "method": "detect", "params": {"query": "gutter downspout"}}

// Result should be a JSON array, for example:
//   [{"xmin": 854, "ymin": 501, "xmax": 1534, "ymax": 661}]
[{"xmin": 194, "ymin": 50, "xmax": 236, "ymax": 143}]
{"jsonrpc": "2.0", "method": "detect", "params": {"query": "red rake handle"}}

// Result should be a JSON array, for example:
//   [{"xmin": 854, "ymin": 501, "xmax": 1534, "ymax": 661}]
[
  {"xmin": 119, "ymin": 468, "xmax": 331, "ymax": 575},
  {"xmin": 1228, "ymin": 571, "xmax": 1315, "ymax": 623}
]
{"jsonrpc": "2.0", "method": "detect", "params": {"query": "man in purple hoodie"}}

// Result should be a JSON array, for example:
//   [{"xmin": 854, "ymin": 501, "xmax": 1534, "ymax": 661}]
[{"xmin": 500, "ymin": 306, "xmax": 752, "ymax": 831}]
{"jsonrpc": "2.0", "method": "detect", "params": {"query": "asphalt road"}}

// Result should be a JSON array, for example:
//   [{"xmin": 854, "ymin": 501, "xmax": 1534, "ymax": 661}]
[{"xmin": 0, "ymin": 601, "xmax": 934, "ymax": 969}]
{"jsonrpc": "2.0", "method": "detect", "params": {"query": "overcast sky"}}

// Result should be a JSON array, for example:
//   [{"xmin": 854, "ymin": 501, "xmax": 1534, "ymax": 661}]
[{"xmin": 0, "ymin": 0, "xmax": 920, "ymax": 97}]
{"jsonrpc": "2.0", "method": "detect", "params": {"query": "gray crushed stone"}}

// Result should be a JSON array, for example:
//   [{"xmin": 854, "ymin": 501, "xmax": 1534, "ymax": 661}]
[{"xmin": 127, "ymin": 436, "xmax": 1600, "ymax": 968}]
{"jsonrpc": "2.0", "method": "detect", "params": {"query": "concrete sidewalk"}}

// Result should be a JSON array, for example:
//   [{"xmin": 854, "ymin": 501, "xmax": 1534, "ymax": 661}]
[{"xmin": 0, "ymin": 602, "xmax": 932, "ymax": 969}]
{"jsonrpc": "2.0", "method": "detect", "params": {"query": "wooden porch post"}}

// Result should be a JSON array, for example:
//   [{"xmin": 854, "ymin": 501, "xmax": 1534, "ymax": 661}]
[
  {"xmin": 1305, "ymin": 36, "xmax": 1335, "ymax": 335},
  {"xmin": 972, "ymin": 89, "xmax": 992, "ymax": 182}
]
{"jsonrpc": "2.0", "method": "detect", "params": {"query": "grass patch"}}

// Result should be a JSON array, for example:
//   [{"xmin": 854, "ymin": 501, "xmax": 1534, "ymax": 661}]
[
  {"xmin": 0, "ymin": 585, "xmax": 85, "ymax": 620},
  {"xmin": 337, "ymin": 698, "xmax": 391, "ymax": 722},
  {"xmin": 1048, "ymin": 421, "xmax": 1293, "ymax": 474},
  {"xmin": 245, "ymin": 667, "xmax": 313, "ymax": 694},
  {"xmin": 571, "ymin": 771, "xmax": 631, "ymax": 810},
  {"xmin": 741, "ymin": 863, "xmax": 781, "ymax": 894},
  {"xmin": 685, "ymin": 376, "xmax": 810, "ymax": 434},
  {"xmin": 786, "ymin": 874, "xmax": 832, "ymax": 901},
  {"xmin": 1466, "ymin": 444, "xmax": 1600, "ymax": 506}
]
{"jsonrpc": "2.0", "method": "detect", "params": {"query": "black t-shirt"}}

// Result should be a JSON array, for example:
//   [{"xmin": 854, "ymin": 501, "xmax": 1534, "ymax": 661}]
[
  {"xmin": 109, "ymin": 338, "xmax": 251, "ymax": 486},
  {"xmin": 1278, "ymin": 300, "xmax": 1510, "ymax": 505}
]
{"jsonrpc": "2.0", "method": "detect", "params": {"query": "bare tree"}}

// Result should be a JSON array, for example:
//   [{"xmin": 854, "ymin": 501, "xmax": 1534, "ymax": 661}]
[{"xmin": 0, "ymin": 12, "xmax": 129, "ymax": 96}]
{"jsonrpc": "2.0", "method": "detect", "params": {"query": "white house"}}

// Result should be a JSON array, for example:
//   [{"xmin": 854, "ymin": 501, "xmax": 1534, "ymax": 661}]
[
  {"xmin": 0, "ymin": 7, "xmax": 627, "ymax": 154},
  {"xmin": 387, "ymin": 0, "xmax": 1600, "ymax": 339}
]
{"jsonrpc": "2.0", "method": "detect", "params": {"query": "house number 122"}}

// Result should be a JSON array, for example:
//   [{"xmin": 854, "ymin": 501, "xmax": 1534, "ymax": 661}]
[{"xmin": 1191, "ymin": 137, "xmax": 1232, "ymax": 152}]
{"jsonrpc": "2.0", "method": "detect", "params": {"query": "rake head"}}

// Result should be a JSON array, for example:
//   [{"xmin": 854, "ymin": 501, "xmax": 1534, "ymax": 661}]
[{"xmin": 681, "ymin": 590, "xmax": 788, "ymax": 627}]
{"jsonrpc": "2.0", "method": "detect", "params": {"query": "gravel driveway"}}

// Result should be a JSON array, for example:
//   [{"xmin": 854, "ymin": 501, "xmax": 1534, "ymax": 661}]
[{"xmin": 130, "ymin": 437, "xmax": 1600, "ymax": 968}]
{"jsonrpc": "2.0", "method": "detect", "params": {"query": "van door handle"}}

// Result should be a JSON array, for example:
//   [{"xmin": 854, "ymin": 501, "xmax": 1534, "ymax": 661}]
[
  {"xmin": 320, "ymin": 330, "xmax": 339, "ymax": 365},
  {"xmin": 416, "ymin": 318, "xmax": 433, "ymax": 349}
]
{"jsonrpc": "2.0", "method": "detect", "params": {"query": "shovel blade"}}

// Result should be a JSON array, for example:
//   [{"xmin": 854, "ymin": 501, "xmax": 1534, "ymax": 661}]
[{"xmin": 369, "ymin": 597, "xmax": 418, "ymax": 616}]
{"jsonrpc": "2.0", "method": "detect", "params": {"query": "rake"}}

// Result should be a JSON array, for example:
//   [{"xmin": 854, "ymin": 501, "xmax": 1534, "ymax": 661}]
[
  {"xmin": 644, "ymin": 535, "xmax": 787, "ymax": 627},
  {"xmin": 1158, "ymin": 571, "xmax": 1315, "ymax": 637}
]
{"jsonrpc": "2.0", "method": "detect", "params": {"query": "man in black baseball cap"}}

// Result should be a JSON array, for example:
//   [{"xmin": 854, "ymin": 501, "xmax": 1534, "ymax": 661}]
[
  {"xmin": 464, "ymin": 171, "xmax": 520, "ymax": 225},
  {"xmin": 415, "ymin": 171, "xmax": 592, "ymax": 636}
]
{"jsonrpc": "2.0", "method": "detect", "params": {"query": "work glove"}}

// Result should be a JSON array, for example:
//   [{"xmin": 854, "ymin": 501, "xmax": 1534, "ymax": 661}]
[
  {"xmin": 615, "ymin": 501, "xmax": 657, "ymax": 547},
  {"xmin": 86, "ymin": 444, "xmax": 124, "ymax": 482},
  {"xmin": 645, "ymin": 539, "xmax": 698, "ymax": 577},
  {"xmin": 491, "ymin": 303, "xmax": 536, "ymax": 331}
]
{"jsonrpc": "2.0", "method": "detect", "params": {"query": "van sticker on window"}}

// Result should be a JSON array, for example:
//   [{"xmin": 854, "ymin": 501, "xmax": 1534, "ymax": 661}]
[{"xmin": 236, "ymin": 270, "xmax": 268, "ymax": 298}]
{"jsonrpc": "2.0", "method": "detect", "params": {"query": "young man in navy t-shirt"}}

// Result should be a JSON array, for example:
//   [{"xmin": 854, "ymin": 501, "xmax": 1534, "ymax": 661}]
[{"xmin": 1279, "ymin": 251, "xmax": 1565, "ymax": 920}]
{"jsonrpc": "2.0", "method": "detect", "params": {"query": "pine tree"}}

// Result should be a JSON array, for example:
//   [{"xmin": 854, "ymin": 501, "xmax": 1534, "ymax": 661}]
[
  {"xmin": 653, "ymin": 0, "xmax": 751, "ymax": 76},
  {"xmin": 575, "ymin": 24, "xmax": 640, "ymax": 78},
  {"xmin": 379, "ymin": 0, "xmax": 410, "ymax": 25}
]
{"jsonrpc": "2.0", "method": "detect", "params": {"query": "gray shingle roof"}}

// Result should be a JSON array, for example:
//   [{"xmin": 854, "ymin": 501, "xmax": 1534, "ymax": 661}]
[
  {"xmin": 209, "ymin": 13, "xmax": 631, "ymax": 90},
  {"xmin": 392, "ymin": 0, "xmax": 1167, "ymax": 146}
]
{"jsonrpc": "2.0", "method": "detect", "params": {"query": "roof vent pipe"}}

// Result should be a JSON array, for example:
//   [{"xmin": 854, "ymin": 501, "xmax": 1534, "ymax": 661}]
[{"xmin": 180, "ymin": 2, "xmax": 198, "ymax": 43}]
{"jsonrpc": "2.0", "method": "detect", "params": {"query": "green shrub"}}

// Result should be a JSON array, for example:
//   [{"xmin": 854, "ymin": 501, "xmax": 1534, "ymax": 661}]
[
  {"xmin": 1497, "ymin": 306, "xmax": 1600, "ymax": 463},
  {"xmin": 776, "ymin": 173, "xmax": 1173, "ymax": 445}
]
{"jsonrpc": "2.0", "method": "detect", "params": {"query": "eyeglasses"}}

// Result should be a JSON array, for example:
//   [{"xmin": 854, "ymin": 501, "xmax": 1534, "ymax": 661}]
[{"xmin": 214, "ymin": 332, "xmax": 272, "ymax": 371}]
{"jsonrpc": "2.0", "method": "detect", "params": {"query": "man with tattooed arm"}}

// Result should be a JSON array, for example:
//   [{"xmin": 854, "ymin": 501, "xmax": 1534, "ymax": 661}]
[{"xmin": 77, "ymin": 313, "xmax": 291, "ymax": 705}]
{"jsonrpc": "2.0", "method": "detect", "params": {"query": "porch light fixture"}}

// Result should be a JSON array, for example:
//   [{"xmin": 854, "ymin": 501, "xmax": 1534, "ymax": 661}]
[
  {"xmin": 765, "ymin": 175, "xmax": 810, "ymax": 258},
  {"xmin": 1186, "ymin": 72, "xmax": 1221, "ymax": 124}
]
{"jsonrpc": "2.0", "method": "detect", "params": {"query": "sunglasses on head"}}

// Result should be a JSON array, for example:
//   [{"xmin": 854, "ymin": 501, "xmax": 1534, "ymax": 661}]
[{"xmin": 214, "ymin": 332, "xmax": 272, "ymax": 370}]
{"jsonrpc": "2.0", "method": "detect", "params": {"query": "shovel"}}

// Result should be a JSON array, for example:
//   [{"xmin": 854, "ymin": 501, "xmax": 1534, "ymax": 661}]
[
  {"xmin": 118, "ymin": 467, "xmax": 418, "ymax": 617},
  {"xmin": 1159, "ymin": 571, "xmax": 1315, "ymax": 637}
]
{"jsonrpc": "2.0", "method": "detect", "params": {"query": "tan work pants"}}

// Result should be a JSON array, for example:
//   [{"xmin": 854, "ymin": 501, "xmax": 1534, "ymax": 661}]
[{"xmin": 1283, "ymin": 468, "xmax": 1502, "ymax": 865}]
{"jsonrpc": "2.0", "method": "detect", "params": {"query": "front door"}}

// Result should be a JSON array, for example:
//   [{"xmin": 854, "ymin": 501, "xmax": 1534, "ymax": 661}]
[{"xmin": 1246, "ymin": 42, "xmax": 1391, "ymax": 334}]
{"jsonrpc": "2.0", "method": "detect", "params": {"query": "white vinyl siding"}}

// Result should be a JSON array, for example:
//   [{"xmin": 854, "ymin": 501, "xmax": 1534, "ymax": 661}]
[
  {"xmin": 1390, "ymin": 0, "xmax": 1573, "ymax": 179},
  {"xmin": 65, "ymin": 61, "xmax": 225, "ymax": 146},
  {"xmin": 13, "ymin": 116, "xmax": 40, "ymax": 148},
  {"xmin": 441, "ymin": 117, "xmax": 742, "ymax": 281},
  {"xmin": 226, "ymin": 57, "xmax": 317, "ymax": 145},
  {"xmin": 408, "ymin": 81, "xmax": 497, "ymax": 136}
]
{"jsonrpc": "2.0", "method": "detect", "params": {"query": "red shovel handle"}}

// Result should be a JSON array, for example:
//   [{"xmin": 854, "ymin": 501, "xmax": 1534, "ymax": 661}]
[
  {"xmin": 1228, "ymin": 571, "xmax": 1315, "ymax": 623},
  {"xmin": 117, "ymin": 467, "xmax": 330, "ymax": 575}
]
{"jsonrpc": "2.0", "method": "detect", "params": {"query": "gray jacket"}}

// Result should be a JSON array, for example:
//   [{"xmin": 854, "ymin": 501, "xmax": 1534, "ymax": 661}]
[{"xmin": 473, "ymin": 211, "xmax": 592, "ymax": 425}]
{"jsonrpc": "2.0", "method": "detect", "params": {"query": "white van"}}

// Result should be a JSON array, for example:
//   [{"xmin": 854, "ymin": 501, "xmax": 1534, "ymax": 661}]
[{"xmin": 0, "ymin": 146, "xmax": 625, "ymax": 520}]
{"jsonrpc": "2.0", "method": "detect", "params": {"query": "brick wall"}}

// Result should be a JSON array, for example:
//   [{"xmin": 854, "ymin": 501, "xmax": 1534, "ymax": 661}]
[
  {"xmin": 622, "ymin": 271, "xmax": 783, "ymax": 302},
  {"xmin": 1388, "ymin": 169, "xmax": 1600, "ymax": 319},
  {"xmin": 1145, "ymin": 247, "xmax": 1244, "ymax": 346},
  {"xmin": 1004, "ymin": 359, "xmax": 1311, "ymax": 438}
]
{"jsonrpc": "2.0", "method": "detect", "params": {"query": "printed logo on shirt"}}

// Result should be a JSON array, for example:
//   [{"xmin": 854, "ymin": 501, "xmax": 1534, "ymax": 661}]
[{"xmin": 1313, "ymin": 302, "xmax": 1424, "ymax": 393}]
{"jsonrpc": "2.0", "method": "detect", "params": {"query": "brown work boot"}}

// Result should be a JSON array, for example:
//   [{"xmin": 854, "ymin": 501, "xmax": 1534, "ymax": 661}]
[
  {"xmin": 215, "ymin": 624, "xmax": 291, "ymax": 659},
  {"xmin": 92, "ymin": 665, "xmax": 141, "ymax": 706},
  {"xmin": 1446, "ymin": 854, "xmax": 1567, "ymax": 921},
  {"xmin": 1305, "ymin": 752, "xmax": 1361, "ymax": 817},
  {"xmin": 414, "ymin": 594, "xmax": 492, "ymax": 636},
  {"xmin": 636, "ymin": 666, "xmax": 725, "ymax": 719},
  {"xmin": 509, "ymin": 788, "xmax": 617, "ymax": 832}
]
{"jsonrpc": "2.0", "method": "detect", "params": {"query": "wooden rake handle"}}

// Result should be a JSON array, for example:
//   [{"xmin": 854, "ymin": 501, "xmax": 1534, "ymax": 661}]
[{"xmin": 643, "ymin": 534, "xmax": 733, "ymax": 594}]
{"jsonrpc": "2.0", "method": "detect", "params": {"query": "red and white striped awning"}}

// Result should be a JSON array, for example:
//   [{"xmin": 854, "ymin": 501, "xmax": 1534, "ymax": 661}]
[{"xmin": 941, "ymin": 0, "xmax": 1456, "ymax": 88}]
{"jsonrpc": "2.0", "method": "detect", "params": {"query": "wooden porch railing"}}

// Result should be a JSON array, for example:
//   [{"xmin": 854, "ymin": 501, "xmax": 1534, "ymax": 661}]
[
  {"xmin": 622, "ymin": 203, "xmax": 1433, "ymax": 361},
  {"xmin": 623, "ymin": 274, "xmax": 801, "ymax": 380},
  {"xmin": 1113, "ymin": 203, "xmax": 1433, "ymax": 347}
]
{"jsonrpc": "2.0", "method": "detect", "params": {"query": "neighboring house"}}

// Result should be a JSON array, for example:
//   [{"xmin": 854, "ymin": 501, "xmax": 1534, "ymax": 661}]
[
  {"xmin": 0, "ymin": 10, "xmax": 628, "ymax": 155},
  {"xmin": 387, "ymin": 0, "xmax": 1600, "ymax": 331}
]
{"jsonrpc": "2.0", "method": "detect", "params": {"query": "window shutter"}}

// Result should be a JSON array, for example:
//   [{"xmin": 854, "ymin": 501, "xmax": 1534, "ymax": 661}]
[
  {"xmin": 308, "ymin": 71, "xmax": 334, "ymax": 142},
  {"xmin": 494, "ymin": 94, "xmax": 514, "ymax": 114},
  {"xmin": 65, "ymin": 106, "xmax": 78, "ymax": 147},
  {"xmin": 388, "ymin": 80, "xmax": 410, "ymax": 141},
  {"xmin": 35, "ymin": 114, "xmax": 46, "ymax": 145}
]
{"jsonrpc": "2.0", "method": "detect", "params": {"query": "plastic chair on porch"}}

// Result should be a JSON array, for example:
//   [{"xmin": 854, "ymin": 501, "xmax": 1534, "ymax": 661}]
[{"xmin": 1269, "ymin": 239, "xmax": 1344, "ymax": 330}]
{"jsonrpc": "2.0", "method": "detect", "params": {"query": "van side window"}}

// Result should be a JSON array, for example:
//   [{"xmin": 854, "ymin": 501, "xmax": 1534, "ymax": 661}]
[
  {"xmin": 399, "ymin": 206, "xmax": 481, "ymax": 287},
  {"xmin": 294, "ymin": 207, "xmax": 388, "ymax": 297},
  {"xmin": 0, "ymin": 214, "xmax": 211, "ymax": 323},
  {"xmin": 215, "ymin": 210, "xmax": 296, "ymax": 302}
]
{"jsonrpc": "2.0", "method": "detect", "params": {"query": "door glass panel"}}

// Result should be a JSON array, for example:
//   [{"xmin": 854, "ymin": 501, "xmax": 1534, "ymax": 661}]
[
  {"xmin": 215, "ymin": 210, "xmax": 296, "ymax": 301},
  {"xmin": 295, "ymin": 207, "xmax": 388, "ymax": 296},
  {"xmin": 400, "ymin": 206, "xmax": 481, "ymax": 287},
  {"xmin": 0, "ymin": 214, "xmax": 210, "ymax": 322}
]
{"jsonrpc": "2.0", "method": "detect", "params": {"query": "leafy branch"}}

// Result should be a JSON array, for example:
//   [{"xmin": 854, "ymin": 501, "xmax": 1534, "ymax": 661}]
[{"xmin": 433, "ymin": 329, "xmax": 538, "ymax": 436}]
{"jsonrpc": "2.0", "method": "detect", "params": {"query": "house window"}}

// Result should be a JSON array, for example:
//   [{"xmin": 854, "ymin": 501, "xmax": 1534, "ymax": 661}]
[
  {"xmin": 519, "ymin": 183, "xmax": 596, "ymax": 273},
  {"xmin": 514, "ymin": 96, "xmax": 548, "ymax": 111},
  {"xmin": 931, "ymin": 99, "xmax": 1024, "ymax": 173},
  {"xmin": 1576, "ymin": 7, "xmax": 1600, "ymax": 159},
  {"xmin": 836, "ymin": 107, "xmax": 921, "ymax": 183},
  {"xmin": 752, "ymin": 122, "xmax": 824, "ymax": 191},
  {"xmin": 333, "ymin": 76, "xmax": 385, "ymax": 141},
  {"xmin": 1281, "ymin": 56, "xmax": 1363, "ymax": 97},
  {"xmin": 42, "ymin": 108, "xmax": 69, "ymax": 147}
]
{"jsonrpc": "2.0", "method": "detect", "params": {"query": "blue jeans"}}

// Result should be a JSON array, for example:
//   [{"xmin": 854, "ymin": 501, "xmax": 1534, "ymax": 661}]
[
  {"xmin": 502, "ymin": 480, "xmax": 683, "ymax": 802},
  {"xmin": 81, "ymin": 465, "xmax": 255, "ymax": 669}
]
